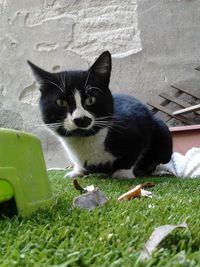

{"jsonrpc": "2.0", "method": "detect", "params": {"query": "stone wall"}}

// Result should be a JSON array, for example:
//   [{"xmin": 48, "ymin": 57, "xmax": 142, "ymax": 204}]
[{"xmin": 0, "ymin": 0, "xmax": 200, "ymax": 168}]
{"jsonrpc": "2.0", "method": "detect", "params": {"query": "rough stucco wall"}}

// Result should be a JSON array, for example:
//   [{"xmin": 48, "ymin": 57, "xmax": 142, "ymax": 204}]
[
  {"xmin": 0, "ymin": 0, "xmax": 200, "ymax": 168},
  {"xmin": 111, "ymin": 0, "xmax": 200, "ymax": 103}
]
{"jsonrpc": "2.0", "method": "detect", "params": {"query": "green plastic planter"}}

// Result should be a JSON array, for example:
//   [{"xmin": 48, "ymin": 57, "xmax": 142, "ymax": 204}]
[{"xmin": 0, "ymin": 128, "xmax": 53, "ymax": 216}]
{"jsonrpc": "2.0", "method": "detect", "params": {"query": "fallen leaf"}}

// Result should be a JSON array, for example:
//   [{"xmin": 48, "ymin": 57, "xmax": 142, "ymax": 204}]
[
  {"xmin": 73, "ymin": 189, "xmax": 109, "ymax": 210},
  {"xmin": 118, "ymin": 185, "xmax": 142, "ymax": 201},
  {"xmin": 141, "ymin": 182, "xmax": 155, "ymax": 188},
  {"xmin": 140, "ymin": 222, "xmax": 188, "ymax": 261},
  {"xmin": 73, "ymin": 179, "xmax": 85, "ymax": 193},
  {"xmin": 141, "ymin": 189, "xmax": 153, "ymax": 198},
  {"xmin": 118, "ymin": 184, "xmax": 153, "ymax": 201},
  {"xmin": 73, "ymin": 180, "xmax": 109, "ymax": 210},
  {"xmin": 73, "ymin": 180, "xmax": 96, "ymax": 193}
]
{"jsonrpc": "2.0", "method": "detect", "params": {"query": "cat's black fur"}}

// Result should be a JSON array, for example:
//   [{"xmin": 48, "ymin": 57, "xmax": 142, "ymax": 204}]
[{"xmin": 28, "ymin": 51, "xmax": 172, "ymax": 178}]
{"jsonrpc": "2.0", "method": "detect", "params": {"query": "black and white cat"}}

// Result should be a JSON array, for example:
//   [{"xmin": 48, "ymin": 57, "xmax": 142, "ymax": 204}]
[{"xmin": 28, "ymin": 51, "xmax": 172, "ymax": 179}]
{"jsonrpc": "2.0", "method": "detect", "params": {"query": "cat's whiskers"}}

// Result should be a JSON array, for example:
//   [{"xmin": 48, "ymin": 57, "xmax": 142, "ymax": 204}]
[
  {"xmin": 95, "ymin": 120, "xmax": 124, "ymax": 125},
  {"xmin": 44, "ymin": 79, "xmax": 65, "ymax": 94},
  {"xmin": 47, "ymin": 124, "xmax": 63, "ymax": 128},
  {"xmin": 59, "ymin": 72, "xmax": 66, "ymax": 93},
  {"xmin": 96, "ymin": 125, "xmax": 123, "ymax": 134},
  {"xmin": 94, "ymin": 121, "xmax": 125, "ymax": 134},
  {"xmin": 95, "ymin": 119, "xmax": 125, "ymax": 125},
  {"xmin": 33, "ymin": 122, "xmax": 64, "ymax": 129},
  {"xmin": 84, "ymin": 68, "xmax": 104, "ymax": 94},
  {"xmin": 95, "ymin": 115, "xmax": 125, "ymax": 122},
  {"xmin": 86, "ymin": 86, "xmax": 104, "ymax": 95},
  {"xmin": 95, "ymin": 117, "xmax": 127, "ymax": 127},
  {"xmin": 60, "ymin": 72, "xmax": 64, "ymax": 89},
  {"xmin": 84, "ymin": 68, "xmax": 92, "ymax": 89},
  {"xmin": 45, "ymin": 122, "xmax": 63, "ymax": 126}
]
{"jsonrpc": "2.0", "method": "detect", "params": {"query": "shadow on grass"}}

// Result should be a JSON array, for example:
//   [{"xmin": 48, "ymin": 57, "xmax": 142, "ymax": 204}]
[{"xmin": 0, "ymin": 197, "xmax": 18, "ymax": 218}]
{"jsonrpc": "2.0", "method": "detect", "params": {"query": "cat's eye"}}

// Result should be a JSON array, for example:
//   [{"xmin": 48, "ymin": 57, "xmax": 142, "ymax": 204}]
[
  {"xmin": 56, "ymin": 99, "xmax": 68, "ymax": 108},
  {"xmin": 85, "ymin": 96, "xmax": 96, "ymax": 106}
]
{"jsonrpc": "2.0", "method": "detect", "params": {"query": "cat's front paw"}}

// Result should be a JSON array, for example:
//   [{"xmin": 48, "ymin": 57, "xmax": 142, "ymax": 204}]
[{"xmin": 64, "ymin": 169, "xmax": 85, "ymax": 179}]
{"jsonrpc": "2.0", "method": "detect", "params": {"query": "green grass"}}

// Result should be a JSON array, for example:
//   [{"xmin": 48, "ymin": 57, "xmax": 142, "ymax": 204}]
[{"xmin": 1, "ymin": 171, "xmax": 200, "ymax": 267}]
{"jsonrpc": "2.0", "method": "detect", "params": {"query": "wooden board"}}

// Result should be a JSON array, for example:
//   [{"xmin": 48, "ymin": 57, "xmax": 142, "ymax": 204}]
[
  {"xmin": 147, "ymin": 68, "xmax": 200, "ymax": 125},
  {"xmin": 159, "ymin": 93, "xmax": 190, "ymax": 108},
  {"xmin": 160, "ymin": 93, "xmax": 200, "ymax": 116},
  {"xmin": 148, "ymin": 101, "xmax": 194, "ymax": 125},
  {"xmin": 171, "ymin": 85, "xmax": 200, "ymax": 100}
]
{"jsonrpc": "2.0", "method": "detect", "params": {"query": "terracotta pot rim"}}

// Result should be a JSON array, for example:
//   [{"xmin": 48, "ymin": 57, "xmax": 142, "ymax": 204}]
[{"xmin": 170, "ymin": 124, "xmax": 200, "ymax": 132}]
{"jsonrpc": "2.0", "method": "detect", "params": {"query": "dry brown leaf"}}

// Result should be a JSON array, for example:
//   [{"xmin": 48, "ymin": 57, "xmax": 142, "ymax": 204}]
[
  {"xmin": 118, "ymin": 184, "xmax": 153, "ymax": 201},
  {"xmin": 118, "ymin": 185, "xmax": 142, "ymax": 201},
  {"xmin": 141, "ymin": 182, "xmax": 156, "ymax": 188},
  {"xmin": 140, "ymin": 222, "xmax": 188, "ymax": 261},
  {"xmin": 73, "ymin": 180, "xmax": 95, "ymax": 194},
  {"xmin": 73, "ymin": 179, "xmax": 85, "ymax": 193}
]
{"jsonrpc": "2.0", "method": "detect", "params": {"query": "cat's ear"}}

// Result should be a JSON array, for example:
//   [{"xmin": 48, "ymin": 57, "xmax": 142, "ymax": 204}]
[
  {"xmin": 90, "ymin": 51, "xmax": 111, "ymax": 79},
  {"xmin": 27, "ymin": 60, "xmax": 52, "ymax": 85}
]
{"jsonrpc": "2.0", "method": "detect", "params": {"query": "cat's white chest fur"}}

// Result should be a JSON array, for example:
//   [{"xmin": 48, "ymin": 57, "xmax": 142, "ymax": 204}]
[{"xmin": 60, "ymin": 128, "xmax": 116, "ymax": 170}]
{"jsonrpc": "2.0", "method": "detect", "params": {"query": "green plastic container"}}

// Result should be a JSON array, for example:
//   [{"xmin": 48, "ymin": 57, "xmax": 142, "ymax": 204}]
[
  {"xmin": 0, "ymin": 180, "xmax": 14, "ymax": 202},
  {"xmin": 0, "ymin": 128, "xmax": 53, "ymax": 216}
]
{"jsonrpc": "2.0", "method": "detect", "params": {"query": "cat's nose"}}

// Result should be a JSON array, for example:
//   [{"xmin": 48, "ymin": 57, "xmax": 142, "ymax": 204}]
[{"xmin": 73, "ymin": 117, "xmax": 92, "ymax": 128}]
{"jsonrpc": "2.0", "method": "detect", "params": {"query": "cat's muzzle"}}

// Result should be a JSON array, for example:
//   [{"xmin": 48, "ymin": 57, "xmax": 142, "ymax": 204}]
[{"xmin": 73, "ymin": 116, "xmax": 92, "ymax": 128}]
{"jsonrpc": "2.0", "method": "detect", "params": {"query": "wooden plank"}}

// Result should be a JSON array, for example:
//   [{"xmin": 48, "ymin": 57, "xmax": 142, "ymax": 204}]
[
  {"xmin": 171, "ymin": 85, "xmax": 200, "ymax": 100},
  {"xmin": 159, "ymin": 92, "xmax": 200, "ymax": 115},
  {"xmin": 159, "ymin": 92, "xmax": 190, "ymax": 108},
  {"xmin": 173, "ymin": 104, "xmax": 200, "ymax": 115},
  {"xmin": 150, "ymin": 90, "xmax": 183, "ymax": 115},
  {"xmin": 148, "ymin": 101, "xmax": 169, "ymax": 117},
  {"xmin": 148, "ymin": 101, "xmax": 194, "ymax": 125},
  {"xmin": 148, "ymin": 101, "xmax": 173, "ymax": 115}
]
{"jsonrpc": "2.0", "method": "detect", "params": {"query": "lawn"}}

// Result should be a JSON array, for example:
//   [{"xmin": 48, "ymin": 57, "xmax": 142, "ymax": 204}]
[{"xmin": 0, "ymin": 171, "xmax": 200, "ymax": 267}]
